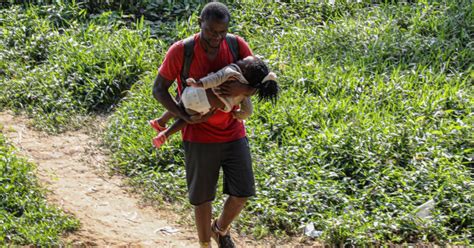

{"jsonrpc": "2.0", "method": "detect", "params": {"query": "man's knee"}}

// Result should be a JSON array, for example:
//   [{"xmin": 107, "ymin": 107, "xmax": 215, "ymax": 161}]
[
  {"xmin": 229, "ymin": 196, "xmax": 248, "ymax": 207},
  {"xmin": 194, "ymin": 200, "xmax": 212, "ymax": 209}
]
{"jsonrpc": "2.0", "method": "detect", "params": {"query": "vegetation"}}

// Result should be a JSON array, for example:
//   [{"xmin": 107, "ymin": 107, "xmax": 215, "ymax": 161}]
[
  {"xmin": 0, "ymin": 3, "xmax": 165, "ymax": 132},
  {"xmin": 0, "ymin": 133, "xmax": 79, "ymax": 245},
  {"xmin": 1, "ymin": 0, "xmax": 472, "ymax": 245}
]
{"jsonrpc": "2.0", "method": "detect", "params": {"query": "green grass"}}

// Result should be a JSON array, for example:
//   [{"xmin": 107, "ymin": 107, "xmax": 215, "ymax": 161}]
[
  {"xmin": 0, "ymin": 133, "xmax": 79, "ymax": 245},
  {"xmin": 0, "ymin": 3, "xmax": 165, "ymax": 132},
  {"xmin": 1, "ymin": 0, "xmax": 473, "ymax": 245}
]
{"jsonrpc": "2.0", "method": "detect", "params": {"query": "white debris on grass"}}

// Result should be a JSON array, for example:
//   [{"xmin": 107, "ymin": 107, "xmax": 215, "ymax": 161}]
[
  {"xmin": 414, "ymin": 199, "xmax": 435, "ymax": 219},
  {"xmin": 303, "ymin": 222, "xmax": 323, "ymax": 238}
]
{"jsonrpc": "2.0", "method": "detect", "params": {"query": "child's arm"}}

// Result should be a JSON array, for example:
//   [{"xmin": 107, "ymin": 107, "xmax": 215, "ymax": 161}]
[
  {"xmin": 232, "ymin": 97, "xmax": 253, "ymax": 120},
  {"xmin": 199, "ymin": 67, "xmax": 241, "ymax": 89}
]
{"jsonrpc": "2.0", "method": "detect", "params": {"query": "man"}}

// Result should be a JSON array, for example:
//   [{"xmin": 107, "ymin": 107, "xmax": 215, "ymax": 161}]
[{"xmin": 152, "ymin": 2, "xmax": 256, "ymax": 247}]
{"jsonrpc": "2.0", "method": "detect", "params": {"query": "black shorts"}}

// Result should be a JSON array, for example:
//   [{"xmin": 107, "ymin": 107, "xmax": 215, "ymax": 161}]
[{"xmin": 183, "ymin": 137, "xmax": 255, "ymax": 206}]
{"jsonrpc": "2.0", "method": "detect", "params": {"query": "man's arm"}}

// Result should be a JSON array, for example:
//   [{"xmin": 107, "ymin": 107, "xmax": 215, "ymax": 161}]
[
  {"xmin": 153, "ymin": 74, "xmax": 215, "ymax": 124},
  {"xmin": 213, "ymin": 79, "xmax": 257, "ymax": 97},
  {"xmin": 153, "ymin": 74, "xmax": 183, "ymax": 117}
]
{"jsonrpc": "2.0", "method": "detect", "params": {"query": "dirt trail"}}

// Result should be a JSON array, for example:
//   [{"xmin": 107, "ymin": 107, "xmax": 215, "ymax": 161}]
[{"xmin": 1, "ymin": 111, "xmax": 203, "ymax": 247}]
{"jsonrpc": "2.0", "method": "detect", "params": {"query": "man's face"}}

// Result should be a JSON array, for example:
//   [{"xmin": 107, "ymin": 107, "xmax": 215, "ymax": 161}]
[{"xmin": 199, "ymin": 17, "xmax": 229, "ymax": 49}]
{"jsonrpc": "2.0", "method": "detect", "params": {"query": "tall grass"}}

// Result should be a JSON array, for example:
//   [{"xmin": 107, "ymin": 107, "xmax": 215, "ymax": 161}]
[
  {"xmin": 0, "ymin": 3, "xmax": 178, "ymax": 132},
  {"xmin": 234, "ymin": 1, "xmax": 473, "ymax": 243},
  {"xmin": 0, "ymin": 134, "xmax": 79, "ymax": 245}
]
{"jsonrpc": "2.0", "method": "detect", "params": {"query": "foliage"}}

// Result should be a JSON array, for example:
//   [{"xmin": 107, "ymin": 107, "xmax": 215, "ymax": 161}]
[
  {"xmin": 0, "ymin": 134, "xmax": 79, "ymax": 245},
  {"xmin": 0, "ymin": 3, "xmax": 177, "ymax": 132},
  {"xmin": 1, "ymin": 0, "xmax": 472, "ymax": 245}
]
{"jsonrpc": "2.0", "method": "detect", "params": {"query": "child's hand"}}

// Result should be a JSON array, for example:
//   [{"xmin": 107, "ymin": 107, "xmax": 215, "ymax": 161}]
[
  {"xmin": 186, "ymin": 78, "xmax": 202, "ymax": 87},
  {"xmin": 189, "ymin": 114, "xmax": 202, "ymax": 121}
]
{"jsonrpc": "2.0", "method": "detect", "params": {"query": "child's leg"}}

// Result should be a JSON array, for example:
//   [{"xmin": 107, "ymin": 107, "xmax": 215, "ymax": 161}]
[
  {"xmin": 158, "ymin": 93, "xmax": 180, "ymax": 125},
  {"xmin": 152, "ymin": 118, "xmax": 186, "ymax": 148},
  {"xmin": 150, "ymin": 111, "xmax": 176, "ymax": 132},
  {"xmin": 157, "ymin": 111, "xmax": 175, "ymax": 126},
  {"xmin": 163, "ymin": 118, "xmax": 187, "ymax": 137},
  {"xmin": 153, "ymin": 105, "xmax": 199, "ymax": 148},
  {"xmin": 164, "ymin": 106, "xmax": 200, "ymax": 138},
  {"xmin": 151, "ymin": 93, "xmax": 180, "ymax": 131}
]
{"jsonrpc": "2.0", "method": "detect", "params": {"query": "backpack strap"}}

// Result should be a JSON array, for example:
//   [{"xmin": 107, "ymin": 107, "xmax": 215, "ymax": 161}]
[
  {"xmin": 180, "ymin": 36, "xmax": 195, "ymax": 90},
  {"xmin": 225, "ymin": 34, "xmax": 239, "ymax": 62}
]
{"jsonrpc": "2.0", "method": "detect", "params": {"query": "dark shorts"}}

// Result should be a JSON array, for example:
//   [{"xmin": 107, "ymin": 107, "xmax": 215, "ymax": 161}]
[{"xmin": 183, "ymin": 137, "xmax": 255, "ymax": 206}]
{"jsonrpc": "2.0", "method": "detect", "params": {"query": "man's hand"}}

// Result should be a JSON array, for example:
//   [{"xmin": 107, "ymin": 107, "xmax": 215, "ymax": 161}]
[
  {"xmin": 180, "ymin": 108, "xmax": 216, "ymax": 124},
  {"xmin": 231, "ymin": 110, "xmax": 244, "ymax": 122},
  {"xmin": 214, "ymin": 79, "xmax": 256, "ymax": 97}
]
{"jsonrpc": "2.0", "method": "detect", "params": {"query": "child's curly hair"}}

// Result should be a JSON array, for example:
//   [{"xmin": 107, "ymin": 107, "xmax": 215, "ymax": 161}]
[{"xmin": 242, "ymin": 57, "xmax": 279, "ymax": 104}]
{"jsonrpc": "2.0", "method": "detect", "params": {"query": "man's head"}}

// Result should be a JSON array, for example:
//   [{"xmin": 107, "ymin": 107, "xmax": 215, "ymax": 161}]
[{"xmin": 198, "ymin": 2, "xmax": 230, "ymax": 49}]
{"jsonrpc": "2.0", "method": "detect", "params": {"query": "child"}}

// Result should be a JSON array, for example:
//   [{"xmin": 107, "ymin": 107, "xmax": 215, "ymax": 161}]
[{"xmin": 149, "ymin": 55, "xmax": 279, "ymax": 148}]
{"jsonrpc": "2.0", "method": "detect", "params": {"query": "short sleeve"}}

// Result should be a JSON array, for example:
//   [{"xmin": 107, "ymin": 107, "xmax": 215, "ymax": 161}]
[
  {"xmin": 235, "ymin": 35, "xmax": 253, "ymax": 59},
  {"xmin": 158, "ymin": 41, "xmax": 184, "ymax": 81}
]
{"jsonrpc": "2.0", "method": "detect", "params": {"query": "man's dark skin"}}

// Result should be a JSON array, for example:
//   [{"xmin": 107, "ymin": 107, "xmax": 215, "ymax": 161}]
[{"xmin": 153, "ymin": 15, "xmax": 255, "ymax": 245}]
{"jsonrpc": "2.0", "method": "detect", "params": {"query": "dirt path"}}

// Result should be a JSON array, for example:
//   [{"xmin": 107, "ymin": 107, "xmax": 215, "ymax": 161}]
[{"xmin": 1, "ymin": 111, "xmax": 204, "ymax": 247}]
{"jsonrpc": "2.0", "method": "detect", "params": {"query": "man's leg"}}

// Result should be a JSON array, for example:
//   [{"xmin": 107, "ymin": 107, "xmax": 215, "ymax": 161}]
[
  {"xmin": 212, "ymin": 137, "xmax": 255, "ymax": 247},
  {"xmin": 195, "ymin": 201, "xmax": 213, "ymax": 243},
  {"xmin": 219, "ymin": 137, "xmax": 255, "ymax": 232},
  {"xmin": 216, "ymin": 196, "xmax": 248, "ymax": 232},
  {"xmin": 184, "ymin": 141, "xmax": 222, "ymax": 246}
]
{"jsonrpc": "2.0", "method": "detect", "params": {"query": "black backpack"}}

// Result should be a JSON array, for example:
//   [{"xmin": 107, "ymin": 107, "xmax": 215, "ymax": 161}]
[{"xmin": 179, "ymin": 34, "xmax": 240, "ymax": 90}]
